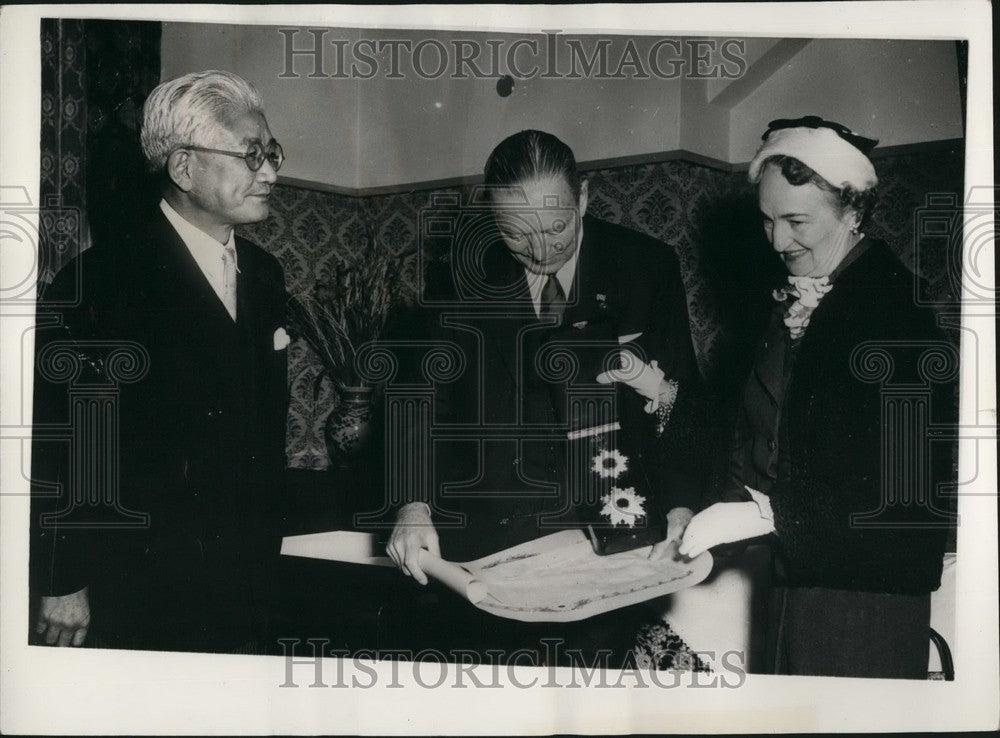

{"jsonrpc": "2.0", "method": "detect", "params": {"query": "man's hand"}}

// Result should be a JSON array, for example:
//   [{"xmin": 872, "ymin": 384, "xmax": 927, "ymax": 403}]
[
  {"xmin": 386, "ymin": 503, "xmax": 440, "ymax": 585},
  {"xmin": 678, "ymin": 501, "xmax": 775, "ymax": 558},
  {"xmin": 649, "ymin": 506, "xmax": 694, "ymax": 560},
  {"xmin": 37, "ymin": 588, "xmax": 90, "ymax": 647},
  {"xmin": 596, "ymin": 350, "xmax": 674, "ymax": 412}
]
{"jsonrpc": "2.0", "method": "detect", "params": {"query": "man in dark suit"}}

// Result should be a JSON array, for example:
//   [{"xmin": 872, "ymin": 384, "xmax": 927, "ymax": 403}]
[
  {"xmin": 388, "ymin": 130, "xmax": 706, "ymax": 582},
  {"xmin": 30, "ymin": 70, "xmax": 289, "ymax": 653}
]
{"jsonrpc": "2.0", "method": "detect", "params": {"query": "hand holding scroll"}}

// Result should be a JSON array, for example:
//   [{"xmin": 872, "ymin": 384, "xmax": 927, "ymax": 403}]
[
  {"xmin": 648, "ymin": 506, "xmax": 694, "ymax": 560},
  {"xmin": 387, "ymin": 502, "xmax": 440, "ymax": 585}
]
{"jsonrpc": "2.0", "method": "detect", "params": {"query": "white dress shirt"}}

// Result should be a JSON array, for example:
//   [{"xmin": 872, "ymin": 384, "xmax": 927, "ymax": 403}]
[{"xmin": 160, "ymin": 199, "xmax": 239, "ymax": 319}]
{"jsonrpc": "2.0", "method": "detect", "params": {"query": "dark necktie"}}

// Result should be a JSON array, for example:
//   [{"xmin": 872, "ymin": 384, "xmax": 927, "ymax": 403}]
[{"xmin": 540, "ymin": 274, "xmax": 566, "ymax": 324}]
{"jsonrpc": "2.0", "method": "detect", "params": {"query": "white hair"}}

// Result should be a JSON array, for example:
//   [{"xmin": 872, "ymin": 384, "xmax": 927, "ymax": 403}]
[{"xmin": 140, "ymin": 70, "xmax": 265, "ymax": 172}]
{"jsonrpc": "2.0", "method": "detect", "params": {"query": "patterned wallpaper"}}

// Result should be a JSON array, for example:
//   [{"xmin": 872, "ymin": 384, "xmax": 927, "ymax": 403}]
[
  {"xmin": 239, "ymin": 147, "xmax": 964, "ymax": 468},
  {"xmin": 869, "ymin": 145, "xmax": 966, "ymax": 306},
  {"xmin": 238, "ymin": 186, "xmax": 441, "ymax": 468},
  {"xmin": 39, "ymin": 19, "xmax": 88, "ymax": 284},
  {"xmin": 39, "ymin": 20, "xmax": 161, "ymax": 286}
]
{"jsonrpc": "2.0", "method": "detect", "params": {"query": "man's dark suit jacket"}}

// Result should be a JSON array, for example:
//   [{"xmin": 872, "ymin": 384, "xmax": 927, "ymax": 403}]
[
  {"xmin": 420, "ymin": 215, "xmax": 704, "ymax": 561},
  {"xmin": 30, "ymin": 207, "xmax": 289, "ymax": 652}
]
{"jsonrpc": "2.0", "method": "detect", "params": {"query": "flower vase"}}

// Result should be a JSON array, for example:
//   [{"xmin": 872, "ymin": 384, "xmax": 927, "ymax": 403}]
[{"xmin": 324, "ymin": 386, "xmax": 375, "ymax": 468}]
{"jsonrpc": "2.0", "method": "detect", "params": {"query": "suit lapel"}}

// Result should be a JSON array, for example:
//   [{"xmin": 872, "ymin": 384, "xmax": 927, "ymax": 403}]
[
  {"xmin": 234, "ymin": 237, "xmax": 285, "ymax": 394},
  {"xmin": 145, "ymin": 211, "xmax": 245, "ymax": 403},
  {"xmin": 480, "ymin": 229, "xmax": 619, "ymax": 414},
  {"xmin": 235, "ymin": 238, "xmax": 264, "ymax": 340},
  {"xmin": 482, "ymin": 244, "xmax": 536, "ymax": 387},
  {"xmin": 149, "ymin": 211, "xmax": 241, "ymax": 333},
  {"xmin": 753, "ymin": 311, "xmax": 787, "ymax": 405},
  {"xmin": 563, "ymin": 219, "xmax": 616, "ymax": 329}
]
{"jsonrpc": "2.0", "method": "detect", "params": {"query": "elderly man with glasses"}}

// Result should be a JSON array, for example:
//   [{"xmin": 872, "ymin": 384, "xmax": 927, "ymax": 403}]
[{"xmin": 30, "ymin": 70, "xmax": 290, "ymax": 653}]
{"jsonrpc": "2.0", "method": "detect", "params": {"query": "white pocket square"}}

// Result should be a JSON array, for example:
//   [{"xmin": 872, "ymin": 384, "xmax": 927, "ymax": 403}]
[{"xmin": 273, "ymin": 327, "xmax": 290, "ymax": 350}]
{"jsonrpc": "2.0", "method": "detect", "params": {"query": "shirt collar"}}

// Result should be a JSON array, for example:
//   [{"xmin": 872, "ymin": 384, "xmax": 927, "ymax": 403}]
[
  {"xmin": 159, "ymin": 199, "xmax": 237, "ymax": 259},
  {"xmin": 524, "ymin": 220, "xmax": 584, "ymax": 299}
]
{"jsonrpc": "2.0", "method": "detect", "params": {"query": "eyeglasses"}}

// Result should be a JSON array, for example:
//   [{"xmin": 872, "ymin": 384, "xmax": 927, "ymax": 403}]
[{"xmin": 183, "ymin": 139, "xmax": 285, "ymax": 172}]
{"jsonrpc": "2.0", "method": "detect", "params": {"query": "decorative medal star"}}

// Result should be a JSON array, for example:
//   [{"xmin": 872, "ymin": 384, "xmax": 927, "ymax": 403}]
[
  {"xmin": 592, "ymin": 448, "xmax": 628, "ymax": 479},
  {"xmin": 601, "ymin": 486, "xmax": 646, "ymax": 527}
]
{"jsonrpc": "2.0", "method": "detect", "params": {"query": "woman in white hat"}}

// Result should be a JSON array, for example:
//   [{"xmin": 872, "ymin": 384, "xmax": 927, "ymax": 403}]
[{"xmin": 679, "ymin": 116, "xmax": 956, "ymax": 678}]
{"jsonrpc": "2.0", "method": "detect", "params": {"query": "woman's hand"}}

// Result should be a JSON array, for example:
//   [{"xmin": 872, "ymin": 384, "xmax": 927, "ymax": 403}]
[
  {"xmin": 386, "ymin": 502, "xmax": 440, "ymax": 585},
  {"xmin": 678, "ymin": 501, "xmax": 775, "ymax": 558}
]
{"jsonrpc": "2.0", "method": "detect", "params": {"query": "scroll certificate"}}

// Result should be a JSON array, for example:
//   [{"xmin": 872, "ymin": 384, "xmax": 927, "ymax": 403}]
[
  {"xmin": 281, "ymin": 529, "xmax": 712, "ymax": 622},
  {"xmin": 280, "ymin": 530, "xmax": 487, "ymax": 603}
]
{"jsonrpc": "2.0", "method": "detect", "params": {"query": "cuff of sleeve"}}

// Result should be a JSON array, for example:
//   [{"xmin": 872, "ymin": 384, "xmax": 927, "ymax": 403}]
[
  {"xmin": 744, "ymin": 486, "xmax": 774, "ymax": 523},
  {"xmin": 650, "ymin": 379, "xmax": 680, "ymax": 435}
]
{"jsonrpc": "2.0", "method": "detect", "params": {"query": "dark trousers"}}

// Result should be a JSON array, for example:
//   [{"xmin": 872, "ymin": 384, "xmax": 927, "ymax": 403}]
[
  {"xmin": 766, "ymin": 585, "xmax": 931, "ymax": 679},
  {"xmin": 78, "ymin": 534, "xmax": 281, "ymax": 654}
]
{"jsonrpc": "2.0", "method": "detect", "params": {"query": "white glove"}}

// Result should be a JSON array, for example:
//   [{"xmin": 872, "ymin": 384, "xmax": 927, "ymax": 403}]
[
  {"xmin": 596, "ymin": 350, "xmax": 668, "ymax": 412},
  {"xmin": 677, "ymin": 500, "xmax": 776, "ymax": 558}
]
